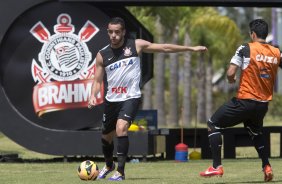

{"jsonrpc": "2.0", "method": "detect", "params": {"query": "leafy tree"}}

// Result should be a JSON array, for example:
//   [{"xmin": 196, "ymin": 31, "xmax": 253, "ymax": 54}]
[
  {"xmin": 190, "ymin": 7, "xmax": 243, "ymax": 123},
  {"xmin": 128, "ymin": 6, "xmax": 243, "ymax": 127}
]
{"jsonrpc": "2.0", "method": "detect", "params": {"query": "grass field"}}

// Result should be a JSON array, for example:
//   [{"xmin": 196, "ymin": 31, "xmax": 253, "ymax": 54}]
[
  {"xmin": 1, "ymin": 159, "xmax": 282, "ymax": 183},
  {"xmin": 1, "ymin": 133, "xmax": 282, "ymax": 183}
]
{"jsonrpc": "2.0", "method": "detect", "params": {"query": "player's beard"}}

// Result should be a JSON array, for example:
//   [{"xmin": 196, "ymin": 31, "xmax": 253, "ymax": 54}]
[{"xmin": 111, "ymin": 37, "xmax": 124, "ymax": 48}]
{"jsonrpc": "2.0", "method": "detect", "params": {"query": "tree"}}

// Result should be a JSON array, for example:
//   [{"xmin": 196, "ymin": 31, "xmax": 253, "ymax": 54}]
[
  {"xmin": 178, "ymin": 7, "xmax": 196, "ymax": 127},
  {"xmin": 128, "ymin": 6, "xmax": 243, "ymax": 127},
  {"xmin": 167, "ymin": 25, "xmax": 179, "ymax": 127},
  {"xmin": 182, "ymin": 32, "xmax": 192, "ymax": 126},
  {"xmin": 149, "ymin": 7, "xmax": 184, "ymax": 127},
  {"xmin": 190, "ymin": 7, "xmax": 243, "ymax": 123},
  {"xmin": 154, "ymin": 16, "xmax": 167, "ymax": 126}
]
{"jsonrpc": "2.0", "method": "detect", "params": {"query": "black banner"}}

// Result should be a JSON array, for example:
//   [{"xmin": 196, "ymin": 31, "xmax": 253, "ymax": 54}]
[{"xmin": 1, "ymin": 2, "xmax": 114, "ymax": 130}]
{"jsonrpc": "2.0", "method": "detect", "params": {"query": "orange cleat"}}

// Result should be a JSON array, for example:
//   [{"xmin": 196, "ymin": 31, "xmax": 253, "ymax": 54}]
[
  {"xmin": 263, "ymin": 165, "xmax": 273, "ymax": 182},
  {"xmin": 200, "ymin": 166, "xmax": 224, "ymax": 177}
]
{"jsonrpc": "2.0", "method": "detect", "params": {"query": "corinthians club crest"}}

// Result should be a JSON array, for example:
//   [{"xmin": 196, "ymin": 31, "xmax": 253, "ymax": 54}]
[{"xmin": 30, "ymin": 13, "xmax": 104, "ymax": 116}]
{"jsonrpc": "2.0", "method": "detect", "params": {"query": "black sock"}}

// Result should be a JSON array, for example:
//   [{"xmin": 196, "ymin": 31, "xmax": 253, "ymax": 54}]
[
  {"xmin": 116, "ymin": 136, "xmax": 129, "ymax": 175},
  {"xmin": 252, "ymin": 134, "xmax": 270, "ymax": 168},
  {"xmin": 102, "ymin": 138, "xmax": 114, "ymax": 168},
  {"xmin": 209, "ymin": 132, "xmax": 222, "ymax": 168}
]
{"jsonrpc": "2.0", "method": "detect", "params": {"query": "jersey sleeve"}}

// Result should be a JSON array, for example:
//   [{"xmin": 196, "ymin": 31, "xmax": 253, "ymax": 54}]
[{"xmin": 230, "ymin": 43, "xmax": 250, "ymax": 69}]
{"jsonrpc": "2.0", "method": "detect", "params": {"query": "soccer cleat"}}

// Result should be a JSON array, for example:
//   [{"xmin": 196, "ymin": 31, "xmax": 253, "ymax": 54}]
[
  {"xmin": 263, "ymin": 165, "xmax": 273, "ymax": 182},
  {"xmin": 108, "ymin": 171, "xmax": 125, "ymax": 181},
  {"xmin": 97, "ymin": 162, "xmax": 116, "ymax": 179},
  {"xmin": 200, "ymin": 165, "xmax": 224, "ymax": 177}
]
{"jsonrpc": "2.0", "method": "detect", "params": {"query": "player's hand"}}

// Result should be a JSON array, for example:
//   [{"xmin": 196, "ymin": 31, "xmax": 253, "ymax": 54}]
[
  {"xmin": 88, "ymin": 95, "xmax": 97, "ymax": 109},
  {"xmin": 193, "ymin": 46, "xmax": 208, "ymax": 52},
  {"xmin": 228, "ymin": 75, "xmax": 236, "ymax": 84}
]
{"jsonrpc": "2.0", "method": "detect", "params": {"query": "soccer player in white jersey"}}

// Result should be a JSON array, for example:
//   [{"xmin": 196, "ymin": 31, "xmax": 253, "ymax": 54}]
[{"xmin": 88, "ymin": 17, "xmax": 207, "ymax": 181}]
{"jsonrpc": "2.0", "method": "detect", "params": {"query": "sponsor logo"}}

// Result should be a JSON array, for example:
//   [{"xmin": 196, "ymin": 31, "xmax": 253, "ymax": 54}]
[
  {"xmin": 260, "ymin": 74, "xmax": 270, "ymax": 78},
  {"xmin": 109, "ymin": 59, "xmax": 133, "ymax": 71},
  {"xmin": 30, "ymin": 13, "xmax": 103, "ymax": 116},
  {"xmin": 256, "ymin": 54, "xmax": 278, "ymax": 64},
  {"xmin": 259, "ymin": 67, "xmax": 270, "ymax": 79},
  {"xmin": 112, "ymin": 87, "xmax": 127, "ymax": 94}
]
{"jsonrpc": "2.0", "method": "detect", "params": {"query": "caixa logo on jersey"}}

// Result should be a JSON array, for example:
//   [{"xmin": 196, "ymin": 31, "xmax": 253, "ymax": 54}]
[{"xmin": 30, "ymin": 14, "xmax": 103, "ymax": 116}]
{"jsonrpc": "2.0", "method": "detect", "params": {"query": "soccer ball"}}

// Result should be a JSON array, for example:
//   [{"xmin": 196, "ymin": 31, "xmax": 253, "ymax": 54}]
[{"xmin": 77, "ymin": 160, "xmax": 99, "ymax": 180}]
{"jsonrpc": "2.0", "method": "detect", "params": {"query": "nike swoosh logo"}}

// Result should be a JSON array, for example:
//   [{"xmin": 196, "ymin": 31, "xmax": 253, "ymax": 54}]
[
  {"xmin": 205, "ymin": 170, "xmax": 217, "ymax": 174},
  {"xmin": 204, "ymin": 169, "xmax": 221, "ymax": 175},
  {"xmin": 124, "ymin": 114, "xmax": 131, "ymax": 118},
  {"xmin": 108, "ymin": 56, "xmax": 114, "ymax": 60},
  {"xmin": 85, "ymin": 163, "xmax": 93, "ymax": 169}
]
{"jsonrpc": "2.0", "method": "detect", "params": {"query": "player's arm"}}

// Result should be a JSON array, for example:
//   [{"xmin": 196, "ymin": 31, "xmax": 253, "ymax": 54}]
[
  {"xmin": 135, "ymin": 39, "xmax": 207, "ymax": 55},
  {"xmin": 227, "ymin": 44, "xmax": 246, "ymax": 84},
  {"xmin": 227, "ymin": 64, "xmax": 238, "ymax": 83},
  {"xmin": 88, "ymin": 52, "xmax": 104, "ymax": 108}
]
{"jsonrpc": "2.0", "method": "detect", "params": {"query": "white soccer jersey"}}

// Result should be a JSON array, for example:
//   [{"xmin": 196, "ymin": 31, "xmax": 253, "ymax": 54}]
[{"xmin": 99, "ymin": 39, "xmax": 141, "ymax": 102}]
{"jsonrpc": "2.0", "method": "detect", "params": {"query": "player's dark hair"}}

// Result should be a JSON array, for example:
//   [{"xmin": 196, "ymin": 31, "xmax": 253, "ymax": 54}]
[
  {"xmin": 109, "ymin": 17, "xmax": 125, "ymax": 30},
  {"xmin": 249, "ymin": 19, "xmax": 268, "ymax": 39}
]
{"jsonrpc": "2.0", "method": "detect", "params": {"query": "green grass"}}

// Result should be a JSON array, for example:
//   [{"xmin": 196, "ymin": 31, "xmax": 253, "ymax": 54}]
[
  {"xmin": 0, "ymin": 159, "xmax": 282, "ymax": 184},
  {"xmin": 1, "ymin": 133, "xmax": 282, "ymax": 183}
]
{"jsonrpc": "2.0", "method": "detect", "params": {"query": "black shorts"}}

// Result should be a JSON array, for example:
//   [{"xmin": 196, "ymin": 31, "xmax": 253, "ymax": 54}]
[
  {"xmin": 101, "ymin": 98, "xmax": 141, "ymax": 134},
  {"xmin": 210, "ymin": 97, "xmax": 268, "ymax": 134}
]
